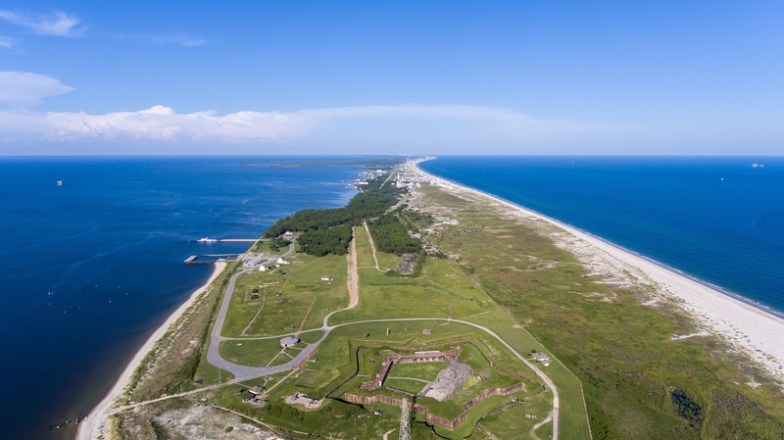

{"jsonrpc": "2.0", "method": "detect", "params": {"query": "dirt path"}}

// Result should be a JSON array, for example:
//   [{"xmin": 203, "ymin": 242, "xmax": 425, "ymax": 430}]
[
  {"xmin": 530, "ymin": 412, "xmax": 553, "ymax": 440},
  {"xmin": 240, "ymin": 294, "xmax": 266, "ymax": 336},
  {"xmin": 296, "ymin": 296, "xmax": 317, "ymax": 333},
  {"xmin": 346, "ymin": 230, "xmax": 359, "ymax": 308},
  {"xmin": 363, "ymin": 220, "xmax": 388, "ymax": 272}
]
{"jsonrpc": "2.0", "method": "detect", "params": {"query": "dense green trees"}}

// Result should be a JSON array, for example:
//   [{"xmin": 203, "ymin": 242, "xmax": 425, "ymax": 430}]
[
  {"xmin": 368, "ymin": 214, "xmax": 421, "ymax": 255},
  {"xmin": 264, "ymin": 176, "xmax": 415, "ymax": 256},
  {"xmin": 297, "ymin": 225, "xmax": 353, "ymax": 256}
]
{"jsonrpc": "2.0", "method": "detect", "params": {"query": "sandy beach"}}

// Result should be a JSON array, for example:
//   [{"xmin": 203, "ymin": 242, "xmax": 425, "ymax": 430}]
[
  {"xmin": 77, "ymin": 262, "xmax": 227, "ymax": 440},
  {"xmin": 410, "ymin": 160, "xmax": 784, "ymax": 386}
]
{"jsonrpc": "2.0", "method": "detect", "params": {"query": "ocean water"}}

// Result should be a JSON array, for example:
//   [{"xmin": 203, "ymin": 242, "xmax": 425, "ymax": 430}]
[
  {"xmin": 0, "ymin": 157, "xmax": 361, "ymax": 440},
  {"xmin": 421, "ymin": 156, "xmax": 784, "ymax": 314}
]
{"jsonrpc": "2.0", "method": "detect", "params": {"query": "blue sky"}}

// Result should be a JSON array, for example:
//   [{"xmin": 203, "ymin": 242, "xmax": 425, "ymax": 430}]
[{"xmin": 1, "ymin": 1, "xmax": 783, "ymax": 155}]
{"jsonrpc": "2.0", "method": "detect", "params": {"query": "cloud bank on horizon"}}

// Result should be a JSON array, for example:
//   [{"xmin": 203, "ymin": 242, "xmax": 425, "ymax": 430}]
[{"xmin": 0, "ymin": 73, "xmax": 618, "ymax": 154}]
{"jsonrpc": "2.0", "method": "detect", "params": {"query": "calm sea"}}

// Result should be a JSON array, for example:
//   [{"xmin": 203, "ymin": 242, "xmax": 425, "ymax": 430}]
[
  {"xmin": 421, "ymin": 156, "xmax": 784, "ymax": 314},
  {"xmin": 0, "ymin": 156, "xmax": 362, "ymax": 440}
]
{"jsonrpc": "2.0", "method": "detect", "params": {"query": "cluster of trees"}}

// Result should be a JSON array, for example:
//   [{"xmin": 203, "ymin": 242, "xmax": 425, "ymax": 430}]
[
  {"xmin": 297, "ymin": 224, "xmax": 353, "ymax": 256},
  {"xmin": 269, "ymin": 236, "xmax": 290, "ymax": 251},
  {"xmin": 264, "ymin": 176, "xmax": 405, "ymax": 256},
  {"xmin": 368, "ymin": 213, "xmax": 421, "ymax": 255}
]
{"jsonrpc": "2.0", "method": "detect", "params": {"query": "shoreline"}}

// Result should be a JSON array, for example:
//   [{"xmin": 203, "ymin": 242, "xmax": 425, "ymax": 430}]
[
  {"xmin": 411, "ymin": 159, "xmax": 784, "ymax": 384},
  {"xmin": 77, "ymin": 262, "xmax": 228, "ymax": 440}
]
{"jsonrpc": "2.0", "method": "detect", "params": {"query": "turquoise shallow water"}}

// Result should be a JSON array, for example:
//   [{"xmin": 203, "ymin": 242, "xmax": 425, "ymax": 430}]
[
  {"xmin": 421, "ymin": 156, "xmax": 784, "ymax": 315},
  {"xmin": 0, "ymin": 156, "xmax": 362, "ymax": 440}
]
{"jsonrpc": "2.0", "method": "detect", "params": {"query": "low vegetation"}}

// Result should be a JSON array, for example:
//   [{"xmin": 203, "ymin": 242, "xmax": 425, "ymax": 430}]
[{"xmin": 415, "ymin": 182, "xmax": 784, "ymax": 439}]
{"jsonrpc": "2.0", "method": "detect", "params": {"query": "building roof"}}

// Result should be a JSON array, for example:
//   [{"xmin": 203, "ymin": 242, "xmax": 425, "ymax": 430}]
[{"xmin": 280, "ymin": 336, "xmax": 300, "ymax": 345}]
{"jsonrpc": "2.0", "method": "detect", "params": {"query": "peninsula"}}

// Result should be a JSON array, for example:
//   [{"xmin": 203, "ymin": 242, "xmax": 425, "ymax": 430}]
[{"xmin": 79, "ymin": 158, "xmax": 784, "ymax": 439}]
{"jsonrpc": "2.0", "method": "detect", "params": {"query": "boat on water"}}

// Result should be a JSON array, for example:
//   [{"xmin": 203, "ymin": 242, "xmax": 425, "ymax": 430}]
[{"xmin": 196, "ymin": 237, "xmax": 218, "ymax": 243}]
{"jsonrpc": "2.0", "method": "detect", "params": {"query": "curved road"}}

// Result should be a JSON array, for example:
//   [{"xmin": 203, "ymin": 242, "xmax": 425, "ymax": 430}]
[{"xmin": 206, "ymin": 243, "xmax": 311, "ymax": 381}]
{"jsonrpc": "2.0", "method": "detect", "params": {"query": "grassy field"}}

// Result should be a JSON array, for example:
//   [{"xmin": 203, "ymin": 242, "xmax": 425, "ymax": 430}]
[
  {"xmin": 218, "ymin": 338, "xmax": 299, "ymax": 367},
  {"xmin": 330, "ymin": 226, "xmax": 500, "ymax": 325},
  {"xmin": 388, "ymin": 360, "xmax": 446, "ymax": 382},
  {"xmin": 221, "ymin": 253, "xmax": 348, "ymax": 337}
]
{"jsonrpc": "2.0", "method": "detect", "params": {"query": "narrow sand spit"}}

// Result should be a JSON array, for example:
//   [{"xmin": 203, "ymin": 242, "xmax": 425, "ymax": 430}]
[
  {"xmin": 78, "ymin": 262, "xmax": 227, "ymax": 440},
  {"xmin": 410, "ymin": 161, "xmax": 784, "ymax": 386}
]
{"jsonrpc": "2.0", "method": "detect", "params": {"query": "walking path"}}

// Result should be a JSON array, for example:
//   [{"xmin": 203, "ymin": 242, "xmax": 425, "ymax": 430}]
[{"xmin": 363, "ymin": 220, "xmax": 388, "ymax": 272}]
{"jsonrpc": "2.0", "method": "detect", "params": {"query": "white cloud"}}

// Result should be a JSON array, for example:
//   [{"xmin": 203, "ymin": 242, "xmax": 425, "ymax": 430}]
[
  {"xmin": 0, "ymin": 71, "xmax": 73, "ymax": 106},
  {"xmin": 0, "ymin": 10, "xmax": 81, "ymax": 37},
  {"xmin": 0, "ymin": 35, "xmax": 16, "ymax": 48},
  {"xmin": 116, "ymin": 33, "xmax": 207, "ymax": 47},
  {"xmin": 0, "ymin": 103, "xmax": 622, "ymax": 153},
  {"xmin": 24, "ymin": 106, "xmax": 290, "ymax": 143},
  {"xmin": 151, "ymin": 34, "xmax": 207, "ymax": 47}
]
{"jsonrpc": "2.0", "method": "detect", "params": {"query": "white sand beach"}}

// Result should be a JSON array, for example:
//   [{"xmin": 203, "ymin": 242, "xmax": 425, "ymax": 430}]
[
  {"xmin": 410, "ymin": 160, "xmax": 784, "ymax": 386},
  {"xmin": 77, "ymin": 262, "xmax": 227, "ymax": 440}
]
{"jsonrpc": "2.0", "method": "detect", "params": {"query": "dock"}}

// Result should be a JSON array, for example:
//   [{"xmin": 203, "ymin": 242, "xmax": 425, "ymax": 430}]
[
  {"xmin": 196, "ymin": 237, "xmax": 258, "ymax": 244},
  {"xmin": 185, "ymin": 254, "xmax": 240, "ymax": 265}
]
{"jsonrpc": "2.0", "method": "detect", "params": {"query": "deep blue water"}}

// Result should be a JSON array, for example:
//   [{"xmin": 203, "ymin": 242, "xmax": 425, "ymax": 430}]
[
  {"xmin": 0, "ymin": 157, "xmax": 361, "ymax": 440},
  {"xmin": 421, "ymin": 156, "xmax": 784, "ymax": 314}
]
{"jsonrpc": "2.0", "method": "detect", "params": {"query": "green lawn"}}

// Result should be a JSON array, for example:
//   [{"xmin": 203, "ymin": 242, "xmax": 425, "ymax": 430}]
[
  {"xmin": 383, "ymin": 378, "xmax": 426, "ymax": 394},
  {"xmin": 221, "ymin": 253, "xmax": 349, "ymax": 337},
  {"xmin": 218, "ymin": 338, "xmax": 287, "ymax": 367},
  {"xmin": 388, "ymin": 360, "xmax": 446, "ymax": 382}
]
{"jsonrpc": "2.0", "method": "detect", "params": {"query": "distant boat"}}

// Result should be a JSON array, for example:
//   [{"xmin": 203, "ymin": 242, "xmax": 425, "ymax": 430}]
[
  {"xmin": 197, "ymin": 237, "xmax": 218, "ymax": 243},
  {"xmin": 56, "ymin": 180, "xmax": 63, "ymax": 187}
]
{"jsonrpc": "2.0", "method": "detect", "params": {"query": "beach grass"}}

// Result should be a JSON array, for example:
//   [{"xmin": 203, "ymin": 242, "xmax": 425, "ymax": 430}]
[
  {"xmin": 415, "ymin": 181, "xmax": 784, "ymax": 439},
  {"xmin": 122, "ymin": 262, "xmax": 239, "ymax": 403}
]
